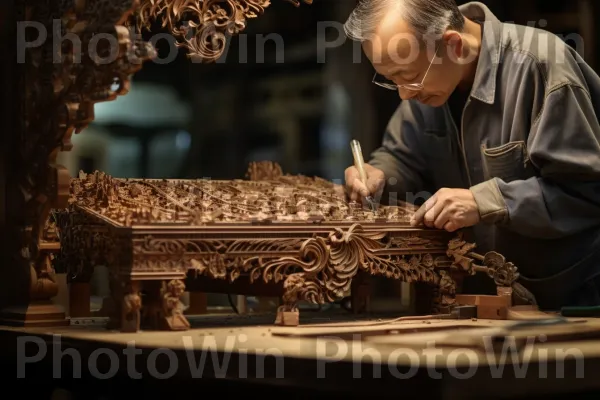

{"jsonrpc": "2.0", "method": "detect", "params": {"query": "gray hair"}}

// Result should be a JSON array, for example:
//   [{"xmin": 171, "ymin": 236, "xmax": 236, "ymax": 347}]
[{"xmin": 344, "ymin": 0, "xmax": 465, "ymax": 41}]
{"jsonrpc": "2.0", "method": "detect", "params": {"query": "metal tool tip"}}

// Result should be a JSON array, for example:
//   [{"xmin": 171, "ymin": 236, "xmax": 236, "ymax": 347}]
[{"xmin": 366, "ymin": 196, "xmax": 377, "ymax": 212}]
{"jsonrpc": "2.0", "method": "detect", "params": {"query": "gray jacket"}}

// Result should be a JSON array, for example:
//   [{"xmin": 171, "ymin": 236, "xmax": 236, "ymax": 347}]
[{"xmin": 369, "ymin": 2, "xmax": 600, "ymax": 308}]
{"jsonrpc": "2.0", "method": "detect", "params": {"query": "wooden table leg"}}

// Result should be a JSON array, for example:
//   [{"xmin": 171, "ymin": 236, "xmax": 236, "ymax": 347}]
[
  {"xmin": 69, "ymin": 282, "xmax": 91, "ymax": 318},
  {"xmin": 185, "ymin": 292, "xmax": 208, "ymax": 315}
]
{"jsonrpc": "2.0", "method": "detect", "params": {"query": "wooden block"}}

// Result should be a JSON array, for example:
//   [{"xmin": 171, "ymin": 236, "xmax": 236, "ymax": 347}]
[
  {"xmin": 275, "ymin": 309, "xmax": 299, "ymax": 326},
  {"xmin": 507, "ymin": 305, "xmax": 555, "ymax": 320},
  {"xmin": 455, "ymin": 294, "xmax": 478, "ymax": 305},
  {"xmin": 478, "ymin": 304, "xmax": 508, "ymax": 320},
  {"xmin": 455, "ymin": 294, "xmax": 509, "ymax": 307},
  {"xmin": 455, "ymin": 294, "xmax": 510, "ymax": 320},
  {"xmin": 477, "ymin": 295, "xmax": 510, "ymax": 308},
  {"xmin": 497, "ymin": 286, "xmax": 513, "ymax": 305}
]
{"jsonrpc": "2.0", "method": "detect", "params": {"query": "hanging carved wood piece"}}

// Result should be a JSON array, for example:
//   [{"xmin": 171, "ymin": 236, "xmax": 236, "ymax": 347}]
[{"xmin": 137, "ymin": 0, "xmax": 313, "ymax": 62}]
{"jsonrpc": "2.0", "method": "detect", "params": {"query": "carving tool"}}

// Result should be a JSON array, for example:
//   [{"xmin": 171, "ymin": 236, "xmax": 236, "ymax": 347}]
[{"xmin": 350, "ymin": 140, "xmax": 377, "ymax": 212}]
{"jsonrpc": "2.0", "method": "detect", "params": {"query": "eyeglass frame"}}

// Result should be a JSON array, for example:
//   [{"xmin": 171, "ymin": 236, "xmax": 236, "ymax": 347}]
[{"xmin": 372, "ymin": 43, "xmax": 441, "ymax": 91}]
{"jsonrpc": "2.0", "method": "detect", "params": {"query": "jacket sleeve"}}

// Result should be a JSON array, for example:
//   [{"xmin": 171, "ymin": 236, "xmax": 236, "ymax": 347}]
[
  {"xmin": 368, "ymin": 101, "xmax": 429, "ymax": 205},
  {"xmin": 470, "ymin": 84, "xmax": 600, "ymax": 239}
]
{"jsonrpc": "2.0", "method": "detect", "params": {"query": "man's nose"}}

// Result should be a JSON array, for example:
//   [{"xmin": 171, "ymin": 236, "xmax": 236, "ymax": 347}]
[{"xmin": 398, "ymin": 87, "xmax": 417, "ymax": 100}]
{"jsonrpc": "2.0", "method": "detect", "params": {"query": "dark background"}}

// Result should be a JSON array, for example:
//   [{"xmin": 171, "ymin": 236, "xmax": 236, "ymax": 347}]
[{"xmin": 56, "ymin": 0, "xmax": 600, "ymax": 184}]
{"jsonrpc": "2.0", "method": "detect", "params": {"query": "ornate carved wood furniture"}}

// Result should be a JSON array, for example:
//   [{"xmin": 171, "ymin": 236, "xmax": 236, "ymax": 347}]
[
  {"xmin": 8, "ymin": 0, "xmax": 532, "ymax": 332},
  {"xmin": 53, "ymin": 162, "xmax": 527, "ymax": 332},
  {"xmin": 4, "ymin": 0, "xmax": 312, "ymax": 327}
]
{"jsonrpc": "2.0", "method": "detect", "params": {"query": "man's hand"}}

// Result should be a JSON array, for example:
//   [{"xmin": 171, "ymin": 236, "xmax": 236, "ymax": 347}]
[
  {"xmin": 344, "ymin": 164, "xmax": 385, "ymax": 202},
  {"xmin": 410, "ymin": 188, "xmax": 480, "ymax": 232}
]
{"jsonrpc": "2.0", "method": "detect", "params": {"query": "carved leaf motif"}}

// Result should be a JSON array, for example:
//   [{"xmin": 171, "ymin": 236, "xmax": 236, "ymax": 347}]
[
  {"xmin": 230, "ymin": 268, "xmax": 241, "ymax": 282},
  {"xmin": 190, "ymin": 258, "xmax": 207, "ymax": 273},
  {"xmin": 172, "ymin": 0, "xmax": 190, "ymax": 15}
]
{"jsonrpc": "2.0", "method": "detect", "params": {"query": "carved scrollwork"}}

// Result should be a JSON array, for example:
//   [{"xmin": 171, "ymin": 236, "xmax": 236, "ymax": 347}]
[
  {"xmin": 136, "ymin": 0, "xmax": 313, "ymax": 62},
  {"xmin": 389, "ymin": 234, "xmax": 447, "ymax": 249},
  {"xmin": 482, "ymin": 252, "xmax": 520, "ymax": 286},
  {"xmin": 53, "ymin": 208, "xmax": 115, "ymax": 281},
  {"xmin": 265, "ymin": 225, "xmax": 454, "ymax": 312},
  {"xmin": 126, "ymin": 223, "xmax": 453, "ymax": 309},
  {"xmin": 258, "ymin": 237, "xmax": 329, "ymax": 282},
  {"xmin": 446, "ymin": 233, "xmax": 536, "ymax": 305}
]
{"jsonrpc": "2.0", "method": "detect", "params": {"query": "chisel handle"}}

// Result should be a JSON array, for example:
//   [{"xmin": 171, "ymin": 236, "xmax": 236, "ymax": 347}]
[{"xmin": 350, "ymin": 140, "xmax": 369, "ymax": 188}]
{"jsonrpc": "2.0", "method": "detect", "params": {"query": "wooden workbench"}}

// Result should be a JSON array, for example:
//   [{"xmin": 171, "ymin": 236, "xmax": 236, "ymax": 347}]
[{"xmin": 2, "ymin": 313, "xmax": 600, "ymax": 399}]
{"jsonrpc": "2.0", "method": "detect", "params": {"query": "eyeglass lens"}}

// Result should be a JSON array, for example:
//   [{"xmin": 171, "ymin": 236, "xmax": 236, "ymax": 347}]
[
  {"xmin": 374, "ymin": 73, "xmax": 396, "ymax": 87},
  {"xmin": 373, "ymin": 73, "xmax": 423, "ymax": 91}
]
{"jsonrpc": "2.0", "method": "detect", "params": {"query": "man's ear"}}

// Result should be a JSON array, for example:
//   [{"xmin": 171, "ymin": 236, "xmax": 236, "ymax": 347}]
[{"xmin": 442, "ymin": 30, "xmax": 463, "ymax": 62}]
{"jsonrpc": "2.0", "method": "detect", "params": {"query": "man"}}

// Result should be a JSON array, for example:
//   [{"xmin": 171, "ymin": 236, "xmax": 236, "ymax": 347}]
[{"xmin": 343, "ymin": 0, "xmax": 600, "ymax": 309}]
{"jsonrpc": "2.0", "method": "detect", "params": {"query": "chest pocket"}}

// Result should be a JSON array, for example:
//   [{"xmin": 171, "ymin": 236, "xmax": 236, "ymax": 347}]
[{"xmin": 481, "ymin": 141, "xmax": 536, "ymax": 182}]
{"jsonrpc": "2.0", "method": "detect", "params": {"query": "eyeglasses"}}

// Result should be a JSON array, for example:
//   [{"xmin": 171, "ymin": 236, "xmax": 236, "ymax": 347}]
[{"xmin": 372, "ymin": 44, "xmax": 441, "ymax": 91}]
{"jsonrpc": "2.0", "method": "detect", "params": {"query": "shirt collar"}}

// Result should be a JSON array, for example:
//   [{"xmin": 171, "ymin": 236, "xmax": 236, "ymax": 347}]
[{"xmin": 459, "ymin": 2, "xmax": 503, "ymax": 105}]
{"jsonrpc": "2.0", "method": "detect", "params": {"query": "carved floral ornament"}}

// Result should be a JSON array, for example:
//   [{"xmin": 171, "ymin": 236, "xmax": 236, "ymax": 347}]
[
  {"xmin": 132, "ymin": 224, "xmax": 445, "ymax": 302},
  {"xmin": 135, "ymin": 0, "xmax": 314, "ymax": 62}
]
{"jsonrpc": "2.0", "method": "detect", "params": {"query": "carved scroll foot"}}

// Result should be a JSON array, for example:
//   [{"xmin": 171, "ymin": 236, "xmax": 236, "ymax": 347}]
[
  {"xmin": 274, "ymin": 273, "xmax": 307, "ymax": 326},
  {"xmin": 121, "ymin": 281, "xmax": 142, "ymax": 333},
  {"xmin": 159, "ymin": 280, "xmax": 190, "ymax": 331},
  {"xmin": 274, "ymin": 306, "xmax": 299, "ymax": 326},
  {"xmin": 432, "ymin": 270, "xmax": 457, "ymax": 314}
]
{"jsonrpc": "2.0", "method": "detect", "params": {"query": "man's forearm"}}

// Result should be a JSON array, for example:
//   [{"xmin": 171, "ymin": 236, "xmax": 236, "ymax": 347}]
[{"xmin": 471, "ymin": 177, "xmax": 600, "ymax": 239}]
